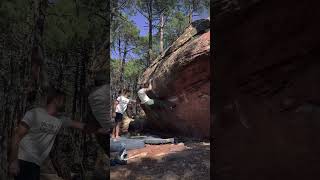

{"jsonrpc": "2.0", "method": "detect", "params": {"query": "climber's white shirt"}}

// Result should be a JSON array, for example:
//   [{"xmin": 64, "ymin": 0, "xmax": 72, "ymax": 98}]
[
  {"xmin": 138, "ymin": 88, "xmax": 154, "ymax": 105},
  {"xmin": 115, "ymin": 95, "xmax": 130, "ymax": 114}
]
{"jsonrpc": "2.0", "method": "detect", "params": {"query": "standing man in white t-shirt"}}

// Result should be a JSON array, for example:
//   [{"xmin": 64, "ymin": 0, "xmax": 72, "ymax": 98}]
[
  {"xmin": 8, "ymin": 88, "xmax": 108, "ymax": 180},
  {"xmin": 112, "ymin": 89, "xmax": 135, "ymax": 139}
]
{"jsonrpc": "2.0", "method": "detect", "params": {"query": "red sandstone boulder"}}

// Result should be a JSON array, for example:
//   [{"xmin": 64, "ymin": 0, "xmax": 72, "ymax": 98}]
[
  {"xmin": 213, "ymin": 0, "xmax": 320, "ymax": 179},
  {"xmin": 139, "ymin": 19, "xmax": 210, "ymax": 138}
]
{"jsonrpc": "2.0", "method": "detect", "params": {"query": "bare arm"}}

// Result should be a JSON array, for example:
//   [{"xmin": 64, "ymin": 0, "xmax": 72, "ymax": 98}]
[
  {"xmin": 146, "ymin": 79, "xmax": 153, "ymax": 91},
  {"xmin": 129, "ymin": 99, "xmax": 136, "ymax": 103},
  {"xmin": 9, "ymin": 122, "xmax": 29, "ymax": 163},
  {"xmin": 112, "ymin": 100, "xmax": 119, "ymax": 117},
  {"xmin": 69, "ymin": 121, "xmax": 109, "ymax": 134},
  {"xmin": 69, "ymin": 121, "xmax": 85, "ymax": 130},
  {"xmin": 9, "ymin": 122, "xmax": 29, "ymax": 176},
  {"xmin": 113, "ymin": 100, "xmax": 119, "ymax": 110}
]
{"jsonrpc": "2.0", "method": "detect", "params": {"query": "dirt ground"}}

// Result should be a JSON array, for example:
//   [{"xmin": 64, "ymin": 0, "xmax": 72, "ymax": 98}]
[
  {"xmin": 110, "ymin": 139, "xmax": 210, "ymax": 180},
  {"xmin": 38, "ymin": 137, "xmax": 210, "ymax": 180}
]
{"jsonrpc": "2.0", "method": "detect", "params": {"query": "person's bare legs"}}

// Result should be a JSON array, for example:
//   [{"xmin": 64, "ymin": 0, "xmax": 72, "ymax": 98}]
[
  {"xmin": 112, "ymin": 125, "xmax": 116, "ymax": 138},
  {"xmin": 115, "ymin": 123, "xmax": 120, "ymax": 139}
]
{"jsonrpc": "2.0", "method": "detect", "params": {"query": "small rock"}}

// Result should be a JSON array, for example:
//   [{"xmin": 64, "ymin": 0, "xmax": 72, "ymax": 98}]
[
  {"xmin": 202, "ymin": 161, "xmax": 210, "ymax": 169},
  {"xmin": 190, "ymin": 164, "xmax": 197, "ymax": 169},
  {"xmin": 183, "ymin": 170, "xmax": 194, "ymax": 179},
  {"xmin": 201, "ymin": 142, "xmax": 210, "ymax": 146},
  {"xmin": 161, "ymin": 171, "xmax": 179, "ymax": 180}
]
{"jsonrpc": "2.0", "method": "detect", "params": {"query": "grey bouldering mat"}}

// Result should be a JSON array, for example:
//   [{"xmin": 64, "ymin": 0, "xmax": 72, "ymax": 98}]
[{"xmin": 110, "ymin": 136, "xmax": 175, "ymax": 150}]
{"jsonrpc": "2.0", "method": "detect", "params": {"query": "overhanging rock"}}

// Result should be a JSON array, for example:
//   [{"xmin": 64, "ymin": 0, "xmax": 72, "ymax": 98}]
[{"xmin": 139, "ymin": 19, "xmax": 210, "ymax": 138}]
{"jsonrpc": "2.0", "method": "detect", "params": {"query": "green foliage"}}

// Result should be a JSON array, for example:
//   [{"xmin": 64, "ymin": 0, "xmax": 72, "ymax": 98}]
[
  {"xmin": 111, "ymin": 58, "xmax": 144, "ymax": 95},
  {"xmin": 133, "ymin": 0, "xmax": 210, "ymax": 57},
  {"xmin": 110, "ymin": 16, "xmax": 140, "ymax": 54},
  {"xmin": 124, "ymin": 59, "xmax": 144, "ymax": 80},
  {"xmin": 163, "ymin": 11, "xmax": 189, "ymax": 49},
  {"xmin": 44, "ymin": 0, "xmax": 107, "ymax": 52},
  {"xmin": 153, "ymin": 0, "xmax": 177, "ymax": 16},
  {"xmin": 0, "ymin": 0, "xmax": 33, "ymax": 47},
  {"xmin": 181, "ymin": 0, "xmax": 210, "ymax": 15},
  {"xmin": 1, "ymin": 0, "xmax": 110, "ymax": 178}
]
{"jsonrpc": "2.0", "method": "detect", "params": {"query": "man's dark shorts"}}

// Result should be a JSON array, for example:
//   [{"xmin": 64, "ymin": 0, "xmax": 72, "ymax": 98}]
[
  {"xmin": 15, "ymin": 159, "xmax": 40, "ymax": 180},
  {"xmin": 115, "ymin": 112, "xmax": 123, "ymax": 123}
]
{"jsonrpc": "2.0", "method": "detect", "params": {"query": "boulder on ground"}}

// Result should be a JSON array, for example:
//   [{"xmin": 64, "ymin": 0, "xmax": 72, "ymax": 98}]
[{"xmin": 139, "ymin": 19, "xmax": 210, "ymax": 138}]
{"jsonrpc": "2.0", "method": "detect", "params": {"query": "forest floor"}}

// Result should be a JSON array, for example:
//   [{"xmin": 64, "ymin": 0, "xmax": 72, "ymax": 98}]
[
  {"xmin": 38, "ymin": 136, "xmax": 210, "ymax": 180},
  {"xmin": 110, "ymin": 137, "xmax": 210, "ymax": 180}
]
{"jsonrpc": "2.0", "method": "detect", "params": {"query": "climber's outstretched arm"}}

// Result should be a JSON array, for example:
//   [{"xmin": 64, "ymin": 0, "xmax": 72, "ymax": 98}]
[
  {"xmin": 136, "ymin": 97, "xmax": 141, "ymax": 104},
  {"xmin": 146, "ymin": 78, "xmax": 153, "ymax": 91},
  {"xmin": 129, "ymin": 99, "xmax": 136, "ymax": 103}
]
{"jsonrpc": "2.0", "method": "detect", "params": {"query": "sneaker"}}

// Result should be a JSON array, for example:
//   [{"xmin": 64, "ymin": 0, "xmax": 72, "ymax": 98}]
[
  {"xmin": 110, "ymin": 158, "xmax": 127, "ymax": 166},
  {"xmin": 110, "ymin": 159, "xmax": 117, "ymax": 166},
  {"xmin": 118, "ymin": 148, "xmax": 128, "ymax": 161},
  {"xmin": 115, "ymin": 158, "xmax": 127, "ymax": 165}
]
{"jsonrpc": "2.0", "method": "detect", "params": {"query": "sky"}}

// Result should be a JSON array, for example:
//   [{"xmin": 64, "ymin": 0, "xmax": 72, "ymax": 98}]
[
  {"xmin": 130, "ymin": 9, "xmax": 209, "ymax": 36},
  {"xmin": 111, "ymin": 9, "xmax": 209, "ymax": 59}
]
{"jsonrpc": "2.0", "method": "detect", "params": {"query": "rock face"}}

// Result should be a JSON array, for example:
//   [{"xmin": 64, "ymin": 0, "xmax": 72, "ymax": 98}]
[
  {"xmin": 213, "ymin": 0, "xmax": 320, "ymax": 179},
  {"xmin": 139, "ymin": 19, "xmax": 210, "ymax": 138}
]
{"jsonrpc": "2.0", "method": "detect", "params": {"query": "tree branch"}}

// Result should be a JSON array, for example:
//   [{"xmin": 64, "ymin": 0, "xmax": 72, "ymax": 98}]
[
  {"xmin": 114, "ymin": 0, "xmax": 128, "ymax": 11},
  {"xmin": 46, "ymin": 12, "xmax": 73, "ymax": 17},
  {"xmin": 92, "ymin": 13, "xmax": 109, "ymax": 23},
  {"xmin": 136, "ymin": 7, "xmax": 149, "ymax": 19}
]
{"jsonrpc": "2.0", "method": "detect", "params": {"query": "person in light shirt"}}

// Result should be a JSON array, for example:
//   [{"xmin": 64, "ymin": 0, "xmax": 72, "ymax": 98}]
[
  {"xmin": 9, "ymin": 88, "xmax": 108, "ymax": 180},
  {"xmin": 137, "ymin": 79, "xmax": 176, "ymax": 111},
  {"xmin": 112, "ymin": 89, "xmax": 135, "ymax": 139}
]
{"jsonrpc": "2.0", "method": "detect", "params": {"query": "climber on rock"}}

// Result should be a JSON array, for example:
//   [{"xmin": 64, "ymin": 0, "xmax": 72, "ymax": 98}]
[
  {"xmin": 137, "ymin": 78, "xmax": 176, "ymax": 111},
  {"xmin": 9, "ymin": 88, "xmax": 108, "ymax": 180},
  {"xmin": 112, "ymin": 89, "xmax": 136, "ymax": 140}
]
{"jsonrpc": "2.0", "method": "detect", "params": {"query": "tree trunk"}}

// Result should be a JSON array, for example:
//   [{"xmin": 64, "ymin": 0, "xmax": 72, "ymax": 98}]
[
  {"xmin": 159, "ymin": 12, "xmax": 164, "ymax": 55},
  {"xmin": 31, "ymin": 0, "xmax": 48, "ymax": 105},
  {"xmin": 79, "ymin": 49, "xmax": 88, "ymax": 179},
  {"xmin": 147, "ymin": 0, "xmax": 153, "ymax": 66},
  {"xmin": 111, "ymin": 0, "xmax": 117, "ymax": 22},
  {"xmin": 72, "ymin": 60, "xmax": 80, "ymax": 120},
  {"xmin": 119, "ymin": 41, "xmax": 128, "ymax": 90},
  {"xmin": 188, "ymin": 3, "xmax": 193, "ymax": 24}
]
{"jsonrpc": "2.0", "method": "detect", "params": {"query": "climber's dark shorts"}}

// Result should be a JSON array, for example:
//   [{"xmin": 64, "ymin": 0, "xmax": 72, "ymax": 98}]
[
  {"xmin": 152, "ymin": 99, "xmax": 175, "ymax": 109},
  {"xmin": 15, "ymin": 159, "xmax": 40, "ymax": 180},
  {"xmin": 115, "ymin": 112, "xmax": 123, "ymax": 123}
]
